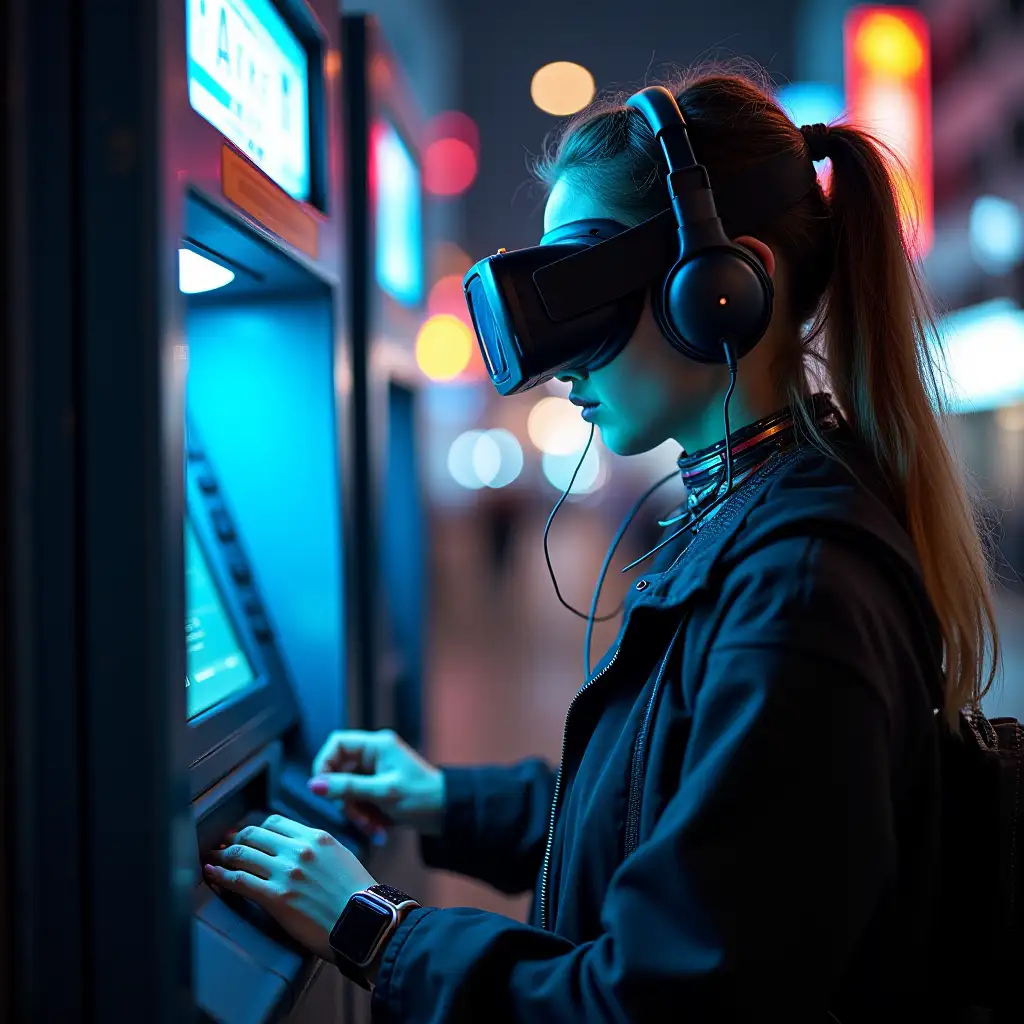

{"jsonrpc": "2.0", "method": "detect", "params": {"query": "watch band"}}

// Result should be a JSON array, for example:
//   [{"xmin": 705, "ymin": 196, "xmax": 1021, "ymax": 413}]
[
  {"xmin": 330, "ymin": 884, "xmax": 420, "ymax": 989},
  {"xmin": 365, "ymin": 884, "xmax": 419, "ymax": 913}
]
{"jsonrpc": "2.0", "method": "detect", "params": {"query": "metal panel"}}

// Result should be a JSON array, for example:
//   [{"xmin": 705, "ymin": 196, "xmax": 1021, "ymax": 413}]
[
  {"xmin": 78, "ymin": 0, "xmax": 194, "ymax": 1017},
  {"xmin": 4, "ymin": 0, "xmax": 88, "ymax": 1018}
]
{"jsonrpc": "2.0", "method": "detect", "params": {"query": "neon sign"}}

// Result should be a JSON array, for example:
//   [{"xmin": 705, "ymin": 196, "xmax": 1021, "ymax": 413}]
[{"xmin": 844, "ymin": 7, "xmax": 933, "ymax": 256}]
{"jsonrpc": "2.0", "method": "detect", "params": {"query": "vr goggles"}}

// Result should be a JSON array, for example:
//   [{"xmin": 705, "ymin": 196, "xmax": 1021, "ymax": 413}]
[{"xmin": 462, "ymin": 87, "xmax": 818, "ymax": 395}]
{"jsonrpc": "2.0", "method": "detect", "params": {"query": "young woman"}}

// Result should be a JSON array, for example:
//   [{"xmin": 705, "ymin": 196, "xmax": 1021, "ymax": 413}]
[{"xmin": 206, "ymin": 68, "xmax": 1001, "ymax": 1021}]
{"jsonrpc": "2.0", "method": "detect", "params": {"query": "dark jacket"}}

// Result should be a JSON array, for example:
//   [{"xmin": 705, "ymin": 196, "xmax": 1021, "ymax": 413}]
[{"xmin": 372, "ymin": 431, "xmax": 944, "ymax": 1023}]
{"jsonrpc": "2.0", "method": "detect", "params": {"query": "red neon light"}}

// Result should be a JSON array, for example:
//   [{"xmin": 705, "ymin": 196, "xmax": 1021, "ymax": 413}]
[{"xmin": 844, "ymin": 6, "xmax": 933, "ymax": 256}]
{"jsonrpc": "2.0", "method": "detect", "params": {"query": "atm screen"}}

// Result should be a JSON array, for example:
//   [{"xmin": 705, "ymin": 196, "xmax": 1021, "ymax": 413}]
[
  {"xmin": 185, "ymin": 0, "xmax": 312, "ymax": 202},
  {"xmin": 185, "ymin": 518, "xmax": 257, "ymax": 719},
  {"xmin": 372, "ymin": 118, "xmax": 423, "ymax": 307}
]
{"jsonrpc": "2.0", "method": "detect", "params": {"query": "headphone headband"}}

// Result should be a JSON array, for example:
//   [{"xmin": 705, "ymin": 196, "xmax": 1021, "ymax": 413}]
[
  {"xmin": 625, "ymin": 87, "xmax": 698, "ymax": 173},
  {"xmin": 621, "ymin": 86, "xmax": 775, "ymax": 365}
]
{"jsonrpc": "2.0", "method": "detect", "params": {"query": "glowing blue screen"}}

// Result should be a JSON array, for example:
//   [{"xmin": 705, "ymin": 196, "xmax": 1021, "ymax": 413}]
[
  {"xmin": 186, "ymin": 0, "xmax": 311, "ymax": 201},
  {"xmin": 185, "ymin": 517, "xmax": 257, "ymax": 719},
  {"xmin": 374, "ymin": 119, "xmax": 423, "ymax": 307}
]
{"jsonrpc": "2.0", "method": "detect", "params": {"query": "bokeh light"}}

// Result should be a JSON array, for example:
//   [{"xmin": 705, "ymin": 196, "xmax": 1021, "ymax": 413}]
[
  {"xmin": 447, "ymin": 428, "xmax": 524, "ymax": 489},
  {"xmin": 472, "ymin": 432, "xmax": 502, "ymax": 485},
  {"xmin": 426, "ymin": 111, "xmax": 480, "ymax": 154},
  {"xmin": 527, "ymin": 396, "xmax": 591, "ymax": 455},
  {"xmin": 424, "ymin": 138, "xmax": 478, "ymax": 196},
  {"xmin": 447, "ymin": 430, "xmax": 486, "ymax": 489},
  {"xmin": 530, "ymin": 62, "xmax": 596, "ymax": 116},
  {"xmin": 542, "ymin": 447, "xmax": 602, "ymax": 495},
  {"xmin": 855, "ymin": 10, "xmax": 925, "ymax": 76},
  {"xmin": 428, "ymin": 274, "xmax": 472, "ymax": 325},
  {"xmin": 415, "ymin": 314, "xmax": 474, "ymax": 381},
  {"xmin": 936, "ymin": 299, "xmax": 1024, "ymax": 413},
  {"xmin": 969, "ymin": 195, "xmax": 1024, "ymax": 276}
]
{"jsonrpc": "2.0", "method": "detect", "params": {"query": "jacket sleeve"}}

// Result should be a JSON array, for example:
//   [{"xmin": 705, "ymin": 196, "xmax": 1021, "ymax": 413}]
[
  {"xmin": 371, "ymin": 536, "xmax": 924, "ymax": 1022},
  {"xmin": 418, "ymin": 759, "xmax": 556, "ymax": 894}
]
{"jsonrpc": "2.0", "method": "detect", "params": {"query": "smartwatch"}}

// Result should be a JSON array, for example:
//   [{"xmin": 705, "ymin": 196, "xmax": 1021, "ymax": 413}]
[{"xmin": 329, "ymin": 884, "xmax": 419, "ymax": 988}]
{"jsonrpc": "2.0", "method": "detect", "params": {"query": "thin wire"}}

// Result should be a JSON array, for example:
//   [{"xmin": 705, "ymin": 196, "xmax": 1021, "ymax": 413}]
[
  {"xmin": 620, "ymin": 343, "xmax": 739, "ymax": 575},
  {"xmin": 550, "ymin": 343, "xmax": 741, "ymax": 675},
  {"xmin": 583, "ymin": 469, "xmax": 680, "ymax": 678},
  {"xmin": 721, "ymin": 343, "xmax": 738, "ymax": 492},
  {"xmin": 542, "ymin": 425, "xmax": 621, "ymax": 624},
  {"xmin": 619, "ymin": 478, "xmax": 731, "ymax": 573},
  {"xmin": 657, "ymin": 464, "xmax": 726, "ymax": 528}
]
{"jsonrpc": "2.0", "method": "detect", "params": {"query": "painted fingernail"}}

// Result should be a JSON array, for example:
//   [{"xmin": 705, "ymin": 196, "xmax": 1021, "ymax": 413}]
[
  {"xmin": 308, "ymin": 778, "xmax": 329, "ymax": 796},
  {"xmin": 203, "ymin": 863, "xmax": 216, "ymax": 876}
]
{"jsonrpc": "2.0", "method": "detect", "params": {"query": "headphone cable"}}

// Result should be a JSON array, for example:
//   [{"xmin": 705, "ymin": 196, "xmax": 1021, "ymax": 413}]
[
  {"xmin": 547, "ymin": 341, "xmax": 741, "ymax": 680},
  {"xmin": 542, "ymin": 426, "xmax": 679, "ymax": 627},
  {"xmin": 619, "ymin": 344, "xmax": 739, "ymax": 573}
]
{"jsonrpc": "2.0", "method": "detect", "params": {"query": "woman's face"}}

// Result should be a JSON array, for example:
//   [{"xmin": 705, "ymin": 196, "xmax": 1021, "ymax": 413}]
[{"xmin": 543, "ymin": 176, "xmax": 727, "ymax": 457}]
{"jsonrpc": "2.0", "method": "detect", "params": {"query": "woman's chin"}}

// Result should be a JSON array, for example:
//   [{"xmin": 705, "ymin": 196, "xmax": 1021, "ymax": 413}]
[{"xmin": 598, "ymin": 427, "xmax": 658, "ymax": 458}]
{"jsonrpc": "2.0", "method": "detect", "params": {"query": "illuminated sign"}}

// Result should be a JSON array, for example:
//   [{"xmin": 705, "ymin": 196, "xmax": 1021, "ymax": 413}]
[
  {"xmin": 844, "ymin": 6, "xmax": 933, "ymax": 256},
  {"xmin": 372, "ymin": 119, "xmax": 424, "ymax": 307},
  {"xmin": 186, "ymin": 0, "xmax": 311, "ymax": 202}
]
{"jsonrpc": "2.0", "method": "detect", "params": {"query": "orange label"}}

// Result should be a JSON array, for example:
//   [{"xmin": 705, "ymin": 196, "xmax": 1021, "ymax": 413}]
[{"xmin": 221, "ymin": 145, "xmax": 319, "ymax": 259}]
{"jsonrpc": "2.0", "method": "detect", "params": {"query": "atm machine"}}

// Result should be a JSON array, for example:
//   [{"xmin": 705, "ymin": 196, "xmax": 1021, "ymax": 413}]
[
  {"xmin": 6, "ymin": 0, "xmax": 375, "ymax": 1021},
  {"xmin": 176, "ymin": 0, "xmax": 374, "ymax": 1019},
  {"xmin": 342, "ymin": 14, "xmax": 430, "ymax": 753}
]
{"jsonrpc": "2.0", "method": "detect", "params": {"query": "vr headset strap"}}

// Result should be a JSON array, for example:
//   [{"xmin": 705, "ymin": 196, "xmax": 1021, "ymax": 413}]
[{"xmin": 533, "ymin": 151, "xmax": 819, "ymax": 323}]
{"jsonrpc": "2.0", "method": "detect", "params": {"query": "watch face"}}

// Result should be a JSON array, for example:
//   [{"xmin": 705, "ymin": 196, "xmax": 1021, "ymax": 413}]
[{"xmin": 331, "ymin": 894, "xmax": 393, "ymax": 967}]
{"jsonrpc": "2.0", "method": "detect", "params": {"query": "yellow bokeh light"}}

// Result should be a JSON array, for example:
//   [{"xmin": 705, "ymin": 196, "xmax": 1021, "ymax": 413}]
[
  {"xmin": 527, "ymin": 396, "xmax": 591, "ymax": 455},
  {"xmin": 530, "ymin": 62, "xmax": 596, "ymax": 117},
  {"xmin": 415, "ymin": 314, "xmax": 474, "ymax": 381},
  {"xmin": 855, "ymin": 11, "xmax": 924, "ymax": 78}
]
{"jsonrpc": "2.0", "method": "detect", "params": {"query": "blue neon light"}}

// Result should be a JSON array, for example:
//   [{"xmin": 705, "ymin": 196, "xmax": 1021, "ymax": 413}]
[
  {"xmin": 775, "ymin": 82, "xmax": 845, "ymax": 135},
  {"xmin": 375, "ymin": 120, "xmax": 424, "ymax": 307}
]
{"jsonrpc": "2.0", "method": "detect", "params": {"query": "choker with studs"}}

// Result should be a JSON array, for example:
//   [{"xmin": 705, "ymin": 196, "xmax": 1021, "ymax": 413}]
[{"xmin": 677, "ymin": 392, "xmax": 840, "ymax": 514}]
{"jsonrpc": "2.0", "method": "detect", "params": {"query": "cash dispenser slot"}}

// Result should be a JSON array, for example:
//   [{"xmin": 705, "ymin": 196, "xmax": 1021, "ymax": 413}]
[{"xmin": 192, "ymin": 743, "xmax": 324, "ymax": 1024}]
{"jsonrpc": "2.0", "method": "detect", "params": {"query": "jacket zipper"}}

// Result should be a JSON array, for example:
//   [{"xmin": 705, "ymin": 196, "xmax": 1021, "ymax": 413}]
[
  {"xmin": 624, "ymin": 620, "xmax": 685, "ymax": 859},
  {"xmin": 539, "ymin": 644, "xmax": 623, "ymax": 931},
  {"xmin": 538, "ymin": 450, "xmax": 796, "ymax": 929}
]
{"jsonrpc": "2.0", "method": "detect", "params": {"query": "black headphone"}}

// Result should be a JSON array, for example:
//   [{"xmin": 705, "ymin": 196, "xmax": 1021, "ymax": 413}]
[{"xmin": 625, "ymin": 86, "xmax": 774, "ymax": 366}]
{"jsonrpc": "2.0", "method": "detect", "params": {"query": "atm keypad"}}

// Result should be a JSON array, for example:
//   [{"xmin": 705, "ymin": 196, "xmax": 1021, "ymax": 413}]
[
  {"xmin": 211, "ymin": 508, "xmax": 235, "ymax": 541},
  {"xmin": 230, "ymin": 560, "xmax": 252, "ymax": 584}
]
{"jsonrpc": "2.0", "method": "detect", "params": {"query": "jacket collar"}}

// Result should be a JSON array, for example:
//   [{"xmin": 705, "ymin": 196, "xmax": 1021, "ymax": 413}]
[{"xmin": 619, "ymin": 442, "xmax": 930, "ymax": 623}]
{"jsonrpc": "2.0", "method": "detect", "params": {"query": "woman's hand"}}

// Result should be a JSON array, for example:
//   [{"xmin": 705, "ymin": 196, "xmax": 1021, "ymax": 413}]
[
  {"xmin": 204, "ymin": 815, "xmax": 376, "ymax": 962},
  {"xmin": 308, "ymin": 729, "xmax": 446, "ymax": 839}
]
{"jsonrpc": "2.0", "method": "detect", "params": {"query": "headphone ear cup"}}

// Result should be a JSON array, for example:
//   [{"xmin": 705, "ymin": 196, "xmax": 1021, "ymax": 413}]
[{"xmin": 657, "ymin": 246, "xmax": 774, "ymax": 364}]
